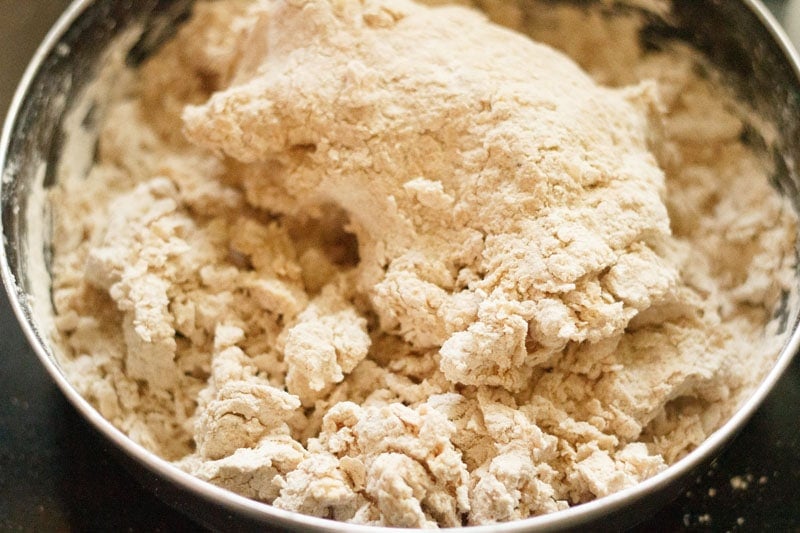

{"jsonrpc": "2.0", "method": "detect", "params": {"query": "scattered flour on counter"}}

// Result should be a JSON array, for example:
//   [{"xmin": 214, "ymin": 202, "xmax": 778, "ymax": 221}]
[
  {"xmin": 48, "ymin": 0, "xmax": 797, "ymax": 527},
  {"xmin": 730, "ymin": 474, "xmax": 753, "ymax": 491}
]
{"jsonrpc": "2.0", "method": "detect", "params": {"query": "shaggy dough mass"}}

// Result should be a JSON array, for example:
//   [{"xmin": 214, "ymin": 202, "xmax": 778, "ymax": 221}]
[{"xmin": 50, "ymin": 0, "xmax": 797, "ymax": 527}]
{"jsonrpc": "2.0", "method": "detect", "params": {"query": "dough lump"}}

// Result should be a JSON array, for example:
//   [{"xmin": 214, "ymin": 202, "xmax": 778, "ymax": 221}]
[
  {"xmin": 182, "ymin": 0, "xmax": 671, "ymax": 391},
  {"xmin": 49, "ymin": 0, "xmax": 797, "ymax": 528}
]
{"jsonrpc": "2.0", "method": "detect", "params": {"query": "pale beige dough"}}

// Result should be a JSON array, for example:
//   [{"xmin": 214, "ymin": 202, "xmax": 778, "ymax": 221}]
[{"xmin": 49, "ymin": 0, "xmax": 797, "ymax": 527}]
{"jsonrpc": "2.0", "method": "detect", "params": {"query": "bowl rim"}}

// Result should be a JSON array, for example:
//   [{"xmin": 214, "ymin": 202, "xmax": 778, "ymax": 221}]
[{"xmin": 2, "ymin": 0, "xmax": 800, "ymax": 531}]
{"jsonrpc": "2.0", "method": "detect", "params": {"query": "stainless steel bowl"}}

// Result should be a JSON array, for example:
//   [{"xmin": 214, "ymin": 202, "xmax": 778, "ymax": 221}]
[{"xmin": 2, "ymin": 1, "xmax": 799, "ymax": 531}]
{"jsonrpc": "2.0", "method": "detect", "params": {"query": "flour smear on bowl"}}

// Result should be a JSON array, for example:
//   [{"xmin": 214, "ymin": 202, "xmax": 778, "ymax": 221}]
[{"xmin": 47, "ymin": 0, "xmax": 797, "ymax": 527}]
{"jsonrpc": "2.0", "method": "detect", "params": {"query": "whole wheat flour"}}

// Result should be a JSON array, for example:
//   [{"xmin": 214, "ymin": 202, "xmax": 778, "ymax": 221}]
[{"xmin": 49, "ymin": 0, "xmax": 797, "ymax": 527}]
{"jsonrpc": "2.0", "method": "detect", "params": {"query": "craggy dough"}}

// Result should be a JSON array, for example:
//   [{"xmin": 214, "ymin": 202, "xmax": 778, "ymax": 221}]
[{"xmin": 50, "ymin": 0, "xmax": 797, "ymax": 527}]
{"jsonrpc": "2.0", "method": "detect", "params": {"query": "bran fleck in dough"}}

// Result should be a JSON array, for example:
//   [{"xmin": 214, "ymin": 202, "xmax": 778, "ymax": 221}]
[{"xmin": 50, "ymin": 0, "xmax": 797, "ymax": 527}]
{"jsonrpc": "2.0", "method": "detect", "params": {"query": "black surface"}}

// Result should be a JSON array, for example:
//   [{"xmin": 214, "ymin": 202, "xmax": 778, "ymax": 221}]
[{"xmin": 1, "ymin": 2, "xmax": 799, "ymax": 532}]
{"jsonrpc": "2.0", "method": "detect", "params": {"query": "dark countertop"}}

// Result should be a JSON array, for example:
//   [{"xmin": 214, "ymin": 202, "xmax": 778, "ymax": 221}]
[{"xmin": 1, "ymin": 2, "xmax": 799, "ymax": 531}]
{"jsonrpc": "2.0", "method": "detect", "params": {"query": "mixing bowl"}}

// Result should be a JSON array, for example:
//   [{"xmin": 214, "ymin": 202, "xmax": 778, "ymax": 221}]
[{"xmin": 2, "ymin": 0, "xmax": 799, "ymax": 531}]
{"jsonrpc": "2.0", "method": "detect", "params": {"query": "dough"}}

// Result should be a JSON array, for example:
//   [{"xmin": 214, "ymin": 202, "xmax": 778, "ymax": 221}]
[{"xmin": 50, "ymin": 0, "xmax": 797, "ymax": 527}]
